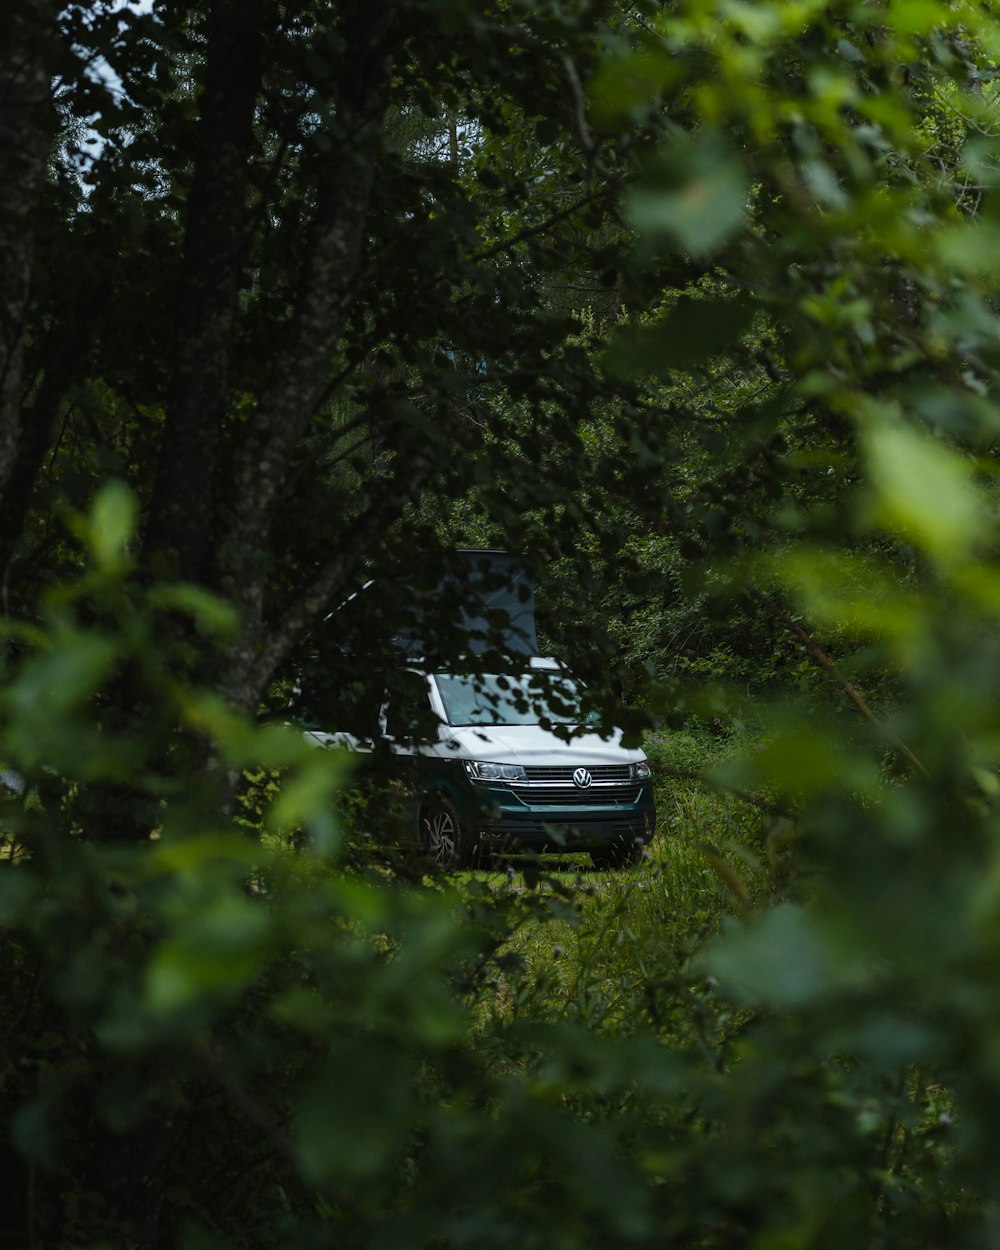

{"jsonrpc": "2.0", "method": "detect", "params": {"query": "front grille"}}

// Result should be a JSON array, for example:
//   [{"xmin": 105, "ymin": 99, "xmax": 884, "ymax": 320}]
[
  {"xmin": 499, "ymin": 762, "xmax": 642, "ymax": 807},
  {"xmin": 509, "ymin": 783, "xmax": 642, "ymax": 806},
  {"xmin": 521, "ymin": 764, "xmax": 632, "ymax": 783}
]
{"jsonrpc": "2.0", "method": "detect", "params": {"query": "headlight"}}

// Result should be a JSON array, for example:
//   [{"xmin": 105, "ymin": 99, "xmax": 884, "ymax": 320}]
[
  {"xmin": 630, "ymin": 761, "xmax": 651, "ymax": 780},
  {"xmin": 463, "ymin": 760, "xmax": 527, "ymax": 782}
]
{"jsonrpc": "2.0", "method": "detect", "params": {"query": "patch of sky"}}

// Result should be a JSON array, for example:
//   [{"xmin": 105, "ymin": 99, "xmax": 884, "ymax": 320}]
[{"xmin": 56, "ymin": 0, "xmax": 156, "ymax": 182}]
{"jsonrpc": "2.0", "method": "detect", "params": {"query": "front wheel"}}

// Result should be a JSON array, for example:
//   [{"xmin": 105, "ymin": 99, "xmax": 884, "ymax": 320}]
[
  {"xmin": 590, "ymin": 837, "xmax": 646, "ymax": 870},
  {"xmin": 420, "ymin": 801, "xmax": 481, "ymax": 870}
]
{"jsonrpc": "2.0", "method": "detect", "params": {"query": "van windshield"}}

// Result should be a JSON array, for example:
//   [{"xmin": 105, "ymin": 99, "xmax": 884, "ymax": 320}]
[{"xmin": 434, "ymin": 673, "xmax": 586, "ymax": 727}]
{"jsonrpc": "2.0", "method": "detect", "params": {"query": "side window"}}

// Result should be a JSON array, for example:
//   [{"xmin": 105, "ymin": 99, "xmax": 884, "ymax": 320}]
[
  {"xmin": 292, "ymin": 657, "xmax": 380, "ymax": 738},
  {"xmin": 383, "ymin": 672, "xmax": 435, "ymax": 741}
]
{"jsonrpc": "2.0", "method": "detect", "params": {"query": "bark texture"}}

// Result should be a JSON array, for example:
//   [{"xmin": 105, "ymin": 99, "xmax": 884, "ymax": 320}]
[
  {"xmin": 0, "ymin": 2, "xmax": 59, "ymax": 519},
  {"xmin": 213, "ymin": 1, "xmax": 401, "ymax": 704},
  {"xmin": 143, "ymin": 0, "xmax": 265, "ymax": 582}
]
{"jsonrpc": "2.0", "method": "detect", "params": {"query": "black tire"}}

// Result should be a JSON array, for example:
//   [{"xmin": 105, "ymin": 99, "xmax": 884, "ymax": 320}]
[
  {"xmin": 590, "ymin": 837, "xmax": 646, "ymax": 870},
  {"xmin": 420, "ymin": 800, "xmax": 481, "ymax": 870}
]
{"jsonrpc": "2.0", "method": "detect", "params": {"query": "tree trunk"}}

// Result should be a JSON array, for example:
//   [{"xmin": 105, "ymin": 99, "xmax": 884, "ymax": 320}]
[
  {"xmin": 211, "ymin": 1, "xmax": 400, "ymax": 698},
  {"xmin": 143, "ymin": 0, "xmax": 264, "ymax": 583},
  {"xmin": 0, "ymin": 2, "xmax": 59, "ymax": 518}
]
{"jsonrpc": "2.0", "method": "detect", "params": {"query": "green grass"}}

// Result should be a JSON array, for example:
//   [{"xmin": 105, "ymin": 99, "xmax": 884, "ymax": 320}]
[{"xmin": 461, "ymin": 723, "xmax": 788, "ymax": 1045}]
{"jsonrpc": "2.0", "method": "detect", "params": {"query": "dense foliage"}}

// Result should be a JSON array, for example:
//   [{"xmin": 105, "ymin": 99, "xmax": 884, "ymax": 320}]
[{"xmin": 4, "ymin": 0, "xmax": 1000, "ymax": 1247}]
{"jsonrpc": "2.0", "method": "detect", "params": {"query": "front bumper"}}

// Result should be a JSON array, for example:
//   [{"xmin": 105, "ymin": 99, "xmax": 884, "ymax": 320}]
[{"xmin": 465, "ymin": 780, "xmax": 656, "ymax": 852}]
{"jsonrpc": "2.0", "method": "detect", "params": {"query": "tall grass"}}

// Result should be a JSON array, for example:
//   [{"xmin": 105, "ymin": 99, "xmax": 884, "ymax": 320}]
[{"xmin": 469, "ymin": 723, "xmax": 788, "ymax": 1046}]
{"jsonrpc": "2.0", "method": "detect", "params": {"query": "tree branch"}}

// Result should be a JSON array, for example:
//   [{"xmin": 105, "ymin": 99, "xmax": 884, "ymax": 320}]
[
  {"xmin": 0, "ymin": 1, "xmax": 60, "ymax": 513},
  {"xmin": 473, "ymin": 191, "xmax": 607, "ymax": 264},
  {"xmin": 143, "ymin": 0, "xmax": 264, "ymax": 581},
  {"xmin": 214, "ymin": 3, "xmax": 399, "ymax": 631},
  {"xmin": 247, "ymin": 447, "xmax": 437, "ymax": 697},
  {"xmin": 650, "ymin": 761, "xmax": 799, "ymax": 819},
  {"xmin": 750, "ymin": 589, "xmax": 928, "ymax": 777}
]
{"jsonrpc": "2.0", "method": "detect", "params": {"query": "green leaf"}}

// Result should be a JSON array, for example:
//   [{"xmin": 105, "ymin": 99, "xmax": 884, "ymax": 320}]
[
  {"xmin": 6, "ymin": 633, "xmax": 119, "ymax": 719},
  {"xmin": 88, "ymin": 480, "xmax": 137, "ymax": 568},
  {"xmin": 891, "ymin": 0, "xmax": 952, "ymax": 35},
  {"xmin": 604, "ymin": 294, "xmax": 759, "ymax": 377},
  {"xmin": 761, "ymin": 547, "xmax": 926, "ymax": 641},
  {"xmin": 293, "ymin": 1042, "xmax": 417, "ymax": 1186},
  {"xmin": 935, "ymin": 220, "xmax": 1000, "ymax": 280},
  {"xmin": 627, "ymin": 137, "xmax": 748, "ymax": 255},
  {"xmin": 11, "ymin": 1101, "xmax": 56, "ymax": 1168},
  {"xmin": 146, "ymin": 894, "xmax": 273, "ymax": 1014},
  {"xmin": 147, "ymin": 583, "xmax": 240, "ymax": 636},
  {"xmin": 152, "ymin": 833, "xmax": 263, "ymax": 873},
  {"xmin": 588, "ymin": 49, "xmax": 683, "ymax": 127},
  {"xmin": 0, "ymin": 870, "xmax": 36, "ymax": 924},
  {"xmin": 862, "ymin": 416, "xmax": 981, "ymax": 563},
  {"xmin": 703, "ymin": 903, "xmax": 872, "ymax": 1007},
  {"xmin": 268, "ymin": 750, "xmax": 349, "ymax": 856}
]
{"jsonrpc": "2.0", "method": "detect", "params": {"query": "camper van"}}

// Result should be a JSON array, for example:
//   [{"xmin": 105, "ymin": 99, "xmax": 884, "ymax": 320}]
[
  {"xmin": 305, "ymin": 657, "xmax": 655, "ymax": 869},
  {"xmin": 300, "ymin": 552, "xmax": 657, "ymax": 868}
]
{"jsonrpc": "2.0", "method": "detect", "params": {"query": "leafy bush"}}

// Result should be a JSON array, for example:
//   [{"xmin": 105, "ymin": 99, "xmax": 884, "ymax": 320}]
[
  {"xmin": 8, "ymin": 1, "xmax": 1000, "ymax": 1246},
  {"xmin": 7, "ymin": 419, "xmax": 1000, "ymax": 1250}
]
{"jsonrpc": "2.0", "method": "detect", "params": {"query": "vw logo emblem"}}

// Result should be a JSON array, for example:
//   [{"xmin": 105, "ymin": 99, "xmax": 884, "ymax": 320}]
[{"xmin": 573, "ymin": 767, "xmax": 593, "ymax": 789}]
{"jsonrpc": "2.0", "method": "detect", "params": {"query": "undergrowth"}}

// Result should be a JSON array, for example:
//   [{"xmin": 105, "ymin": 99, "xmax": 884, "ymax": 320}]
[{"xmin": 463, "ymin": 723, "xmax": 789, "ymax": 1051}]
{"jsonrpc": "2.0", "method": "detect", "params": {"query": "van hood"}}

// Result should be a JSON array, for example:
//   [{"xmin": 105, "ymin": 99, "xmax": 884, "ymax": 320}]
[{"xmin": 441, "ymin": 722, "xmax": 646, "ymax": 766}]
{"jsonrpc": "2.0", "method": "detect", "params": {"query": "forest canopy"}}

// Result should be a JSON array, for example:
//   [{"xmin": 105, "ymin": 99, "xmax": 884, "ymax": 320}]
[{"xmin": 4, "ymin": 0, "xmax": 1000, "ymax": 1247}]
